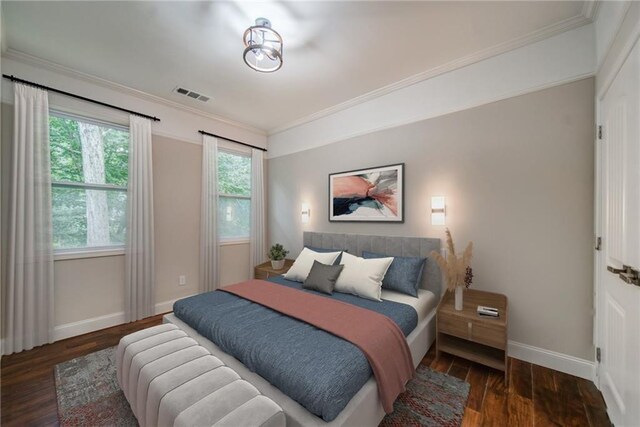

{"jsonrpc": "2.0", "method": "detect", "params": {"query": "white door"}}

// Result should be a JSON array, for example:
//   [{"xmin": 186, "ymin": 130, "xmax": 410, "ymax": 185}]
[{"xmin": 597, "ymin": 40, "xmax": 640, "ymax": 427}]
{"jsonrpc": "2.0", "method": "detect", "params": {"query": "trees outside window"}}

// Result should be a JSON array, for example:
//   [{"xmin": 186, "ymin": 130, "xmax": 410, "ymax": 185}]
[
  {"xmin": 218, "ymin": 150, "xmax": 251, "ymax": 240},
  {"xmin": 49, "ymin": 114, "xmax": 128, "ymax": 251}
]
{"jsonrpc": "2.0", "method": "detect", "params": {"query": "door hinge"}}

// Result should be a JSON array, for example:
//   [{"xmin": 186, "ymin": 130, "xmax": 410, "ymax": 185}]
[
  {"xmin": 598, "ymin": 125, "xmax": 603, "ymax": 140},
  {"xmin": 595, "ymin": 236, "xmax": 602, "ymax": 251},
  {"xmin": 596, "ymin": 347, "xmax": 601, "ymax": 363}
]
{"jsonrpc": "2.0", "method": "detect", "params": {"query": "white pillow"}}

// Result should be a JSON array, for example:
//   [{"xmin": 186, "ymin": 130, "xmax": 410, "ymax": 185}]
[
  {"xmin": 283, "ymin": 248, "xmax": 342, "ymax": 282},
  {"xmin": 334, "ymin": 252, "xmax": 394, "ymax": 301}
]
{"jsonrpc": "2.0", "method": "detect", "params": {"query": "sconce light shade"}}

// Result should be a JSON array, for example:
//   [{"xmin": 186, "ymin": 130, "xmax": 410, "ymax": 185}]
[
  {"xmin": 301, "ymin": 203, "xmax": 310, "ymax": 223},
  {"xmin": 431, "ymin": 196, "xmax": 446, "ymax": 225}
]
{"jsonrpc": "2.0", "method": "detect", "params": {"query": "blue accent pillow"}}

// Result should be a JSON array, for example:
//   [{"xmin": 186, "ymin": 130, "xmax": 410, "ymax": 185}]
[
  {"xmin": 305, "ymin": 246, "xmax": 347, "ymax": 264},
  {"xmin": 361, "ymin": 251, "xmax": 426, "ymax": 298}
]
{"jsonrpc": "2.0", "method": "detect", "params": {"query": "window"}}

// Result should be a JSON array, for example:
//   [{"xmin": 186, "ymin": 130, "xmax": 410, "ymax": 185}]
[
  {"xmin": 49, "ymin": 113, "xmax": 129, "ymax": 251},
  {"xmin": 218, "ymin": 150, "xmax": 251, "ymax": 240}
]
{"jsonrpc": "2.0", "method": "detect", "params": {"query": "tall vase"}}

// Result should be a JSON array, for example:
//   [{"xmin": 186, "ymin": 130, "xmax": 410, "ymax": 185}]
[{"xmin": 454, "ymin": 286, "xmax": 464, "ymax": 311}]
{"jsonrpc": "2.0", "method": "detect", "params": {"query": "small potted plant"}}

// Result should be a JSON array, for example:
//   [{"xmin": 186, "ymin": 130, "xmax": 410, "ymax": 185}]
[{"xmin": 268, "ymin": 243, "xmax": 289, "ymax": 270}]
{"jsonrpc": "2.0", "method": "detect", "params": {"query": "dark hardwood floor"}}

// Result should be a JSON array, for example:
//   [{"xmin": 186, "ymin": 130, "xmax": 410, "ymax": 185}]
[
  {"xmin": 421, "ymin": 348, "xmax": 610, "ymax": 427},
  {"xmin": 1, "ymin": 314, "xmax": 165, "ymax": 426},
  {"xmin": 1, "ymin": 316, "xmax": 610, "ymax": 427}
]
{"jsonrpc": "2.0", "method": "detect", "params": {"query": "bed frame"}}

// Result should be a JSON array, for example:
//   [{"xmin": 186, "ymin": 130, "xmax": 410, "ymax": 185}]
[{"xmin": 165, "ymin": 232, "xmax": 442, "ymax": 427}]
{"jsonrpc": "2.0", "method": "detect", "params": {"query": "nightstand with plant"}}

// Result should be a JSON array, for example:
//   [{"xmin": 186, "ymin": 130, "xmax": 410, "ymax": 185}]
[
  {"xmin": 255, "ymin": 244, "xmax": 294, "ymax": 280},
  {"xmin": 432, "ymin": 229, "xmax": 509, "ymax": 382}
]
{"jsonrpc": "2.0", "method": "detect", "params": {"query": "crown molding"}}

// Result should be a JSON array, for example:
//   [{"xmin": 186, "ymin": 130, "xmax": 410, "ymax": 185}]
[
  {"xmin": 267, "ymin": 20, "xmax": 595, "ymax": 158},
  {"xmin": 582, "ymin": 0, "xmax": 601, "ymax": 21},
  {"xmin": 596, "ymin": 2, "xmax": 640, "ymax": 100},
  {"xmin": 594, "ymin": 0, "xmax": 633, "ymax": 76},
  {"xmin": 3, "ymin": 6, "xmax": 597, "ymax": 139},
  {"xmin": 268, "ymin": 74, "xmax": 594, "ymax": 159},
  {"xmin": 268, "ymin": 12, "xmax": 593, "ymax": 136},
  {"xmin": 2, "ymin": 48, "xmax": 267, "ymax": 136}
]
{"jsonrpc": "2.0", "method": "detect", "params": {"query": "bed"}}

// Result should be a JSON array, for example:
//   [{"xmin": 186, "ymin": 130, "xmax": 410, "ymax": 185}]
[{"xmin": 164, "ymin": 232, "xmax": 442, "ymax": 427}]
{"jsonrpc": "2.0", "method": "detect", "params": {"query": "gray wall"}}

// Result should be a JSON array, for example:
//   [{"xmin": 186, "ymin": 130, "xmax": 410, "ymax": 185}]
[{"xmin": 268, "ymin": 78, "xmax": 595, "ymax": 360}]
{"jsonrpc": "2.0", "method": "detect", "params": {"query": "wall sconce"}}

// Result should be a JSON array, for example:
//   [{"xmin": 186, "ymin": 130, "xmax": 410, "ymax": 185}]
[
  {"xmin": 431, "ymin": 196, "xmax": 446, "ymax": 225},
  {"xmin": 301, "ymin": 203, "xmax": 311, "ymax": 223}
]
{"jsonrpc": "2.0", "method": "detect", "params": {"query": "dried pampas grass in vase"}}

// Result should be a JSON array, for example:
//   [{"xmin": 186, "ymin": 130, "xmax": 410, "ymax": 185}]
[{"xmin": 430, "ymin": 228, "xmax": 473, "ymax": 311}]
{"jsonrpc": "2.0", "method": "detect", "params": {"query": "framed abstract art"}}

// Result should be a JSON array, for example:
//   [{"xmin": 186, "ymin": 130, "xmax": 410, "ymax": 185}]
[{"xmin": 328, "ymin": 163, "xmax": 404, "ymax": 222}]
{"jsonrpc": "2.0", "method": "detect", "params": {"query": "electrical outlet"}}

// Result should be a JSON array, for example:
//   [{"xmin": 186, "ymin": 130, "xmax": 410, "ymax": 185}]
[{"xmin": 179, "ymin": 275, "xmax": 186, "ymax": 286}]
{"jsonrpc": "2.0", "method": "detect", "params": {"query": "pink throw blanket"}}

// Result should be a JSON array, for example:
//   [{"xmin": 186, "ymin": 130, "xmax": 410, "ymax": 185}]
[{"xmin": 221, "ymin": 279, "xmax": 414, "ymax": 414}]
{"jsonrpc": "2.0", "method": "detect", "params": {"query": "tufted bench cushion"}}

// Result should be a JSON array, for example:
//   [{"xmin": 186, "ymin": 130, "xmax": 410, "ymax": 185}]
[{"xmin": 117, "ymin": 323, "xmax": 286, "ymax": 427}]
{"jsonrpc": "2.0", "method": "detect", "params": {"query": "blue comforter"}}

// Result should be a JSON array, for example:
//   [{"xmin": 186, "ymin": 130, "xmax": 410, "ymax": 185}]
[{"xmin": 173, "ymin": 276, "xmax": 418, "ymax": 421}]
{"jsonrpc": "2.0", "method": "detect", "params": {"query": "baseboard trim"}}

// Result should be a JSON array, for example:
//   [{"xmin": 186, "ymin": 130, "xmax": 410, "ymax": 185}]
[
  {"xmin": 52, "ymin": 294, "xmax": 196, "ymax": 342},
  {"xmin": 508, "ymin": 340, "xmax": 596, "ymax": 381},
  {"xmin": 154, "ymin": 295, "xmax": 196, "ymax": 315},
  {"xmin": 53, "ymin": 311, "xmax": 126, "ymax": 342}
]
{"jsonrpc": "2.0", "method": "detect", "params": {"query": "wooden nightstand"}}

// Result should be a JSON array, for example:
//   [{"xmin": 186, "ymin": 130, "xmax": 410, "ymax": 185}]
[
  {"xmin": 254, "ymin": 259, "xmax": 295, "ymax": 280},
  {"xmin": 436, "ymin": 288, "xmax": 508, "ymax": 382}
]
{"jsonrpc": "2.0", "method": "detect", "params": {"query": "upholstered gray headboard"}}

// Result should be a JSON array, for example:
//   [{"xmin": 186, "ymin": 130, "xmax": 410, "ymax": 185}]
[{"xmin": 303, "ymin": 232, "xmax": 443, "ymax": 298}]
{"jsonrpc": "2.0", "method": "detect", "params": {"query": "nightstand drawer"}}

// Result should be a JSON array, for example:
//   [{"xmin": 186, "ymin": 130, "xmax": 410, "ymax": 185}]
[
  {"xmin": 439, "ymin": 314, "xmax": 506, "ymax": 350},
  {"xmin": 439, "ymin": 314, "xmax": 471, "ymax": 340},
  {"xmin": 471, "ymin": 322, "xmax": 506, "ymax": 350}
]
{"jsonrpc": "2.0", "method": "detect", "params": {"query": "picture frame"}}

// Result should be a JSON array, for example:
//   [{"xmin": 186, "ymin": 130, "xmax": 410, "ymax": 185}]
[{"xmin": 328, "ymin": 163, "xmax": 404, "ymax": 222}]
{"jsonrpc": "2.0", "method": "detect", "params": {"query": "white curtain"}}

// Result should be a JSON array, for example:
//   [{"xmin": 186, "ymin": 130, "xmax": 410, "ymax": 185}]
[
  {"xmin": 125, "ymin": 115, "xmax": 155, "ymax": 322},
  {"xmin": 200, "ymin": 135, "xmax": 219, "ymax": 292},
  {"xmin": 5, "ymin": 83, "xmax": 54, "ymax": 354},
  {"xmin": 250, "ymin": 148, "xmax": 266, "ymax": 277}
]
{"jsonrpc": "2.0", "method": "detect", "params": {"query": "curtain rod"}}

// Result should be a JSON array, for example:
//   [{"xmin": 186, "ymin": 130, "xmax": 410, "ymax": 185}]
[
  {"xmin": 2, "ymin": 74, "xmax": 161, "ymax": 122},
  {"xmin": 198, "ymin": 130, "xmax": 267, "ymax": 152}
]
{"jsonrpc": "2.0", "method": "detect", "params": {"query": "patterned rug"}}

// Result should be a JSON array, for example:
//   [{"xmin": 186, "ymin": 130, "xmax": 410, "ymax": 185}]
[
  {"xmin": 55, "ymin": 347, "xmax": 469, "ymax": 427},
  {"xmin": 380, "ymin": 364, "xmax": 470, "ymax": 426},
  {"xmin": 54, "ymin": 347, "xmax": 136, "ymax": 426}
]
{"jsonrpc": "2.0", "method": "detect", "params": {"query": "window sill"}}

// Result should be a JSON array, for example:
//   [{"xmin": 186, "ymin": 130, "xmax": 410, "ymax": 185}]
[
  {"xmin": 52, "ymin": 240, "xmax": 249, "ymax": 260},
  {"xmin": 54, "ymin": 247, "xmax": 125, "ymax": 261},
  {"xmin": 219, "ymin": 239, "xmax": 250, "ymax": 246}
]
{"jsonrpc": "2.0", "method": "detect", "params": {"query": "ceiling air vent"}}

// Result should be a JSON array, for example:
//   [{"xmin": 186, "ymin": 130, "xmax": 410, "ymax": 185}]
[{"xmin": 173, "ymin": 86, "xmax": 211, "ymax": 103}]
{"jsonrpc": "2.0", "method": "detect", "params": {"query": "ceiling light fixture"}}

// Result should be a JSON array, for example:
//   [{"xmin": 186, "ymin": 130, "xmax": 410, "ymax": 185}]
[{"xmin": 243, "ymin": 17, "xmax": 283, "ymax": 73}]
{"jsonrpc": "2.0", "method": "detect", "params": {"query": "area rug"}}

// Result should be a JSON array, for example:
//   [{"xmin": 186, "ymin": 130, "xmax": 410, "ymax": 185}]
[
  {"xmin": 380, "ymin": 365, "xmax": 470, "ymax": 427},
  {"xmin": 55, "ymin": 347, "xmax": 469, "ymax": 427},
  {"xmin": 54, "ymin": 347, "xmax": 136, "ymax": 426}
]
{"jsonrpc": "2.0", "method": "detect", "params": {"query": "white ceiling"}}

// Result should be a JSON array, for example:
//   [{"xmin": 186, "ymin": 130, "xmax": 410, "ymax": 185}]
[{"xmin": 3, "ymin": 1, "xmax": 589, "ymax": 132}]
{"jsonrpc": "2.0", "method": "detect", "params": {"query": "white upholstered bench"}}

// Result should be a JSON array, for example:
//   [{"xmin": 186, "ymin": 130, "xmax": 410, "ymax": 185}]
[{"xmin": 116, "ymin": 324, "xmax": 286, "ymax": 427}]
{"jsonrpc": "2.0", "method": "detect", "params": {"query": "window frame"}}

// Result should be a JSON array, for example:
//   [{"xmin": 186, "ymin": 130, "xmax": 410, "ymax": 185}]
[
  {"xmin": 217, "ymin": 147, "xmax": 252, "ymax": 244},
  {"xmin": 49, "ymin": 110, "xmax": 129, "ymax": 258}
]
